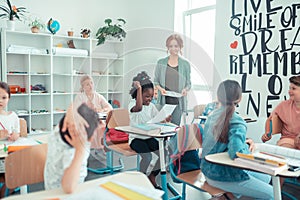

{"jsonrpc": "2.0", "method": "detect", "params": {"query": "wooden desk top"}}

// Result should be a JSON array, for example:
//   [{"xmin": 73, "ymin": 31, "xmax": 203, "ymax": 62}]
[
  {"xmin": 3, "ymin": 171, "xmax": 158, "ymax": 200},
  {"xmin": 205, "ymin": 152, "xmax": 300, "ymax": 178}
]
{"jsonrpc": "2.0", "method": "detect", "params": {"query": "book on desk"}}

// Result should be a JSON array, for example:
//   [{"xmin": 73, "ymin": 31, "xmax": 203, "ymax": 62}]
[
  {"xmin": 234, "ymin": 143, "xmax": 300, "ymax": 175},
  {"xmin": 116, "ymin": 123, "xmax": 178, "ymax": 136}
]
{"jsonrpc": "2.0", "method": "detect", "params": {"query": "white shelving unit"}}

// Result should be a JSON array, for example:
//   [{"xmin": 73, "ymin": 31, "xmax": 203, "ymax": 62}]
[{"xmin": 0, "ymin": 29, "xmax": 124, "ymax": 135}]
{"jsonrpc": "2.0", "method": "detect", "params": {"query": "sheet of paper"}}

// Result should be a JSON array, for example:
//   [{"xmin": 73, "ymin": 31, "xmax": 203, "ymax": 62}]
[
  {"xmin": 165, "ymin": 91, "xmax": 182, "ymax": 98},
  {"xmin": 147, "ymin": 104, "xmax": 176, "ymax": 123}
]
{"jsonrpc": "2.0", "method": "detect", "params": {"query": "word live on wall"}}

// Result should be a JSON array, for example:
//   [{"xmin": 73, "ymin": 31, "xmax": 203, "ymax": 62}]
[{"xmin": 228, "ymin": 0, "xmax": 300, "ymax": 116}]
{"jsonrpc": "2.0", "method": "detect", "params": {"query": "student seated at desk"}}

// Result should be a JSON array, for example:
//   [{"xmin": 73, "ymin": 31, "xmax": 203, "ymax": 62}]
[
  {"xmin": 74, "ymin": 75, "xmax": 113, "ymax": 164},
  {"xmin": 0, "ymin": 81, "xmax": 20, "ymax": 197},
  {"xmin": 201, "ymin": 80, "xmax": 273, "ymax": 200},
  {"xmin": 262, "ymin": 75, "xmax": 300, "ymax": 149},
  {"xmin": 44, "ymin": 103, "xmax": 99, "ymax": 194},
  {"xmin": 0, "ymin": 82, "xmax": 20, "ymax": 141},
  {"xmin": 261, "ymin": 75, "xmax": 300, "ymax": 187},
  {"xmin": 128, "ymin": 71, "xmax": 171, "ymax": 189}
]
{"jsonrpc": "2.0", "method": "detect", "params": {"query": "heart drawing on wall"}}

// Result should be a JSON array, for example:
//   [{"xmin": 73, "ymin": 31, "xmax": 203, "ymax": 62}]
[{"xmin": 230, "ymin": 41, "xmax": 238, "ymax": 49}]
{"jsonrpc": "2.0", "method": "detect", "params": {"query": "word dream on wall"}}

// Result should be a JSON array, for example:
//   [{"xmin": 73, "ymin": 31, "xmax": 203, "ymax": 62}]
[{"xmin": 228, "ymin": 0, "xmax": 300, "ymax": 117}]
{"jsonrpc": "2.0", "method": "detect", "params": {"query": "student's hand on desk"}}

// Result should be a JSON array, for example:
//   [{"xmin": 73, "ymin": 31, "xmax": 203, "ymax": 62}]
[
  {"xmin": 246, "ymin": 138, "xmax": 255, "ymax": 152},
  {"xmin": 294, "ymin": 134, "xmax": 300, "ymax": 150},
  {"xmin": 62, "ymin": 104, "xmax": 89, "ymax": 138},
  {"xmin": 261, "ymin": 132, "xmax": 272, "ymax": 143},
  {"xmin": 7, "ymin": 132, "xmax": 19, "ymax": 141},
  {"xmin": 0, "ymin": 130, "xmax": 9, "ymax": 139}
]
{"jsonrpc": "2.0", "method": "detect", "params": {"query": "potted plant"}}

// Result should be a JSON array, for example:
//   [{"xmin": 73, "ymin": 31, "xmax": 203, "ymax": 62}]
[
  {"xmin": 28, "ymin": 18, "xmax": 45, "ymax": 33},
  {"xmin": 0, "ymin": 0, "xmax": 26, "ymax": 20},
  {"xmin": 80, "ymin": 28, "xmax": 90, "ymax": 38},
  {"xmin": 96, "ymin": 18, "xmax": 126, "ymax": 45},
  {"xmin": 0, "ymin": 0, "xmax": 26, "ymax": 30}
]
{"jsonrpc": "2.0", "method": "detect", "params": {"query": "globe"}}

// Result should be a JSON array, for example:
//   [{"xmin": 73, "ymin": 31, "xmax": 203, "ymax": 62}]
[{"xmin": 47, "ymin": 18, "xmax": 60, "ymax": 34}]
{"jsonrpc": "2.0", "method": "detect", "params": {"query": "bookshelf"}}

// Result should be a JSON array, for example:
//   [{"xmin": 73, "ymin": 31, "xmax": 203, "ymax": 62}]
[{"xmin": 0, "ymin": 29, "xmax": 124, "ymax": 135}]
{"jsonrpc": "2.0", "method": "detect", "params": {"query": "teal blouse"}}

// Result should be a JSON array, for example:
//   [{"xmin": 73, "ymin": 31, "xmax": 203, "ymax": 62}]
[{"xmin": 153, "ymin": 56, "xmax": 191, "ymax": 112}]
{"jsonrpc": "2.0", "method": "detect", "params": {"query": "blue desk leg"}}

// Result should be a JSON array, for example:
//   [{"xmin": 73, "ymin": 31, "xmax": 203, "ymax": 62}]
[{"xmin": 158, "ymin": 138, "xmax": 168, "ymax": 200}]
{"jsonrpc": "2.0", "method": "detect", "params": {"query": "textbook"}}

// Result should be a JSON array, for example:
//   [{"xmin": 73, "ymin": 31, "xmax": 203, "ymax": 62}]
[
  {"xmin": 116, "ymin": 123, "xmax": 178, "ymax": 136},
  {"xmin": 235, "ymin": 156, "xmax": 288, "ymax": 175},
  {"xmin": 255, "ymin": 143, "xmax": 300, "ymax": 167}
]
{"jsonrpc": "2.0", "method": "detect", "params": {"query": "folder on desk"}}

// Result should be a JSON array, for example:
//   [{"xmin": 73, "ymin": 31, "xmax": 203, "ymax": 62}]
[{"xmin": 100, "ymin": 181, "xmax": 155, "ymax": 200}]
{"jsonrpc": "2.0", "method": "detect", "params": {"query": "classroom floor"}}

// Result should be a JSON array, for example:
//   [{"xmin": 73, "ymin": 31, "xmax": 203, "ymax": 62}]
[{"xmin": 6, "ymin": 153, "xmax": 300, "ymax": 199}]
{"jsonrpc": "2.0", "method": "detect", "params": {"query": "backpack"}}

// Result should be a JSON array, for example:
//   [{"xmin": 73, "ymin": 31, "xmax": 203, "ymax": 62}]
[
  {"xmin": 170, "ymin": 123, "xmax": 203, "ymax": 177},
  {"xmin": 104, "ymin": 110, "xmax": 129, "ymax": 145}
]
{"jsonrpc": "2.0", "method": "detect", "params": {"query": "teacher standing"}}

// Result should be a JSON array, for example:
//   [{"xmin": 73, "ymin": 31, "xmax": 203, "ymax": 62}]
[{"xmin": 154, "ymin": 34, "xmax": 191, "ymax": 125}]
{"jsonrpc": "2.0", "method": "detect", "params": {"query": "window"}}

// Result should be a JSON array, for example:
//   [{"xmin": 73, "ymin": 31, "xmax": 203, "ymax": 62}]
[{"xmin": 175, "ymin": 0, "xmax": 216, "ymax": 106}]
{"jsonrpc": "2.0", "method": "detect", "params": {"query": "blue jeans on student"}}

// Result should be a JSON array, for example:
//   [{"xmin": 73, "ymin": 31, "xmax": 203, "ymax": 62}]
[{"xmin": 206, "ymin": 170, "xmax": 274, "ymax": 199}]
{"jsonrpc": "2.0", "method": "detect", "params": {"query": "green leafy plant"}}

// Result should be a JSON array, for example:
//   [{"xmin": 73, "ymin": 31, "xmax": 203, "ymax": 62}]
[
  {"xmin": 28, "ymin": 18, "xmax": 45, "ymax": 30},
  {"xmin": 0, "ymin": 0, "xmax": 26, "ymax": 20},
  {"xmin": 96, "ymin": 18, "xmax": 126, "ymax": 45}
]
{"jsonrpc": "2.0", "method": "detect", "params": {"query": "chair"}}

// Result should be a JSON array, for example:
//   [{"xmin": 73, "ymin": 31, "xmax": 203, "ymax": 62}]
[
  {"xmin": 191, "ymin": 104, "xmax": 206, "ymax": 123},
  {"xmin": 262, "ymin": 115, "xmax": 300, "ymax": 200},
  {"xmin": 19, "ymin": 118, "xmax": 27, "ymax": 137},
  {"xmin": 88, "ymin": 109, "xmax": 140, "ymax": 174},
  {"xmin": 167, "ymin": 123, "xmax": 232, "ymax": 200},
  {"xmin": 4, "ymin": 143, "xmax": 47, "ymax": 195}
]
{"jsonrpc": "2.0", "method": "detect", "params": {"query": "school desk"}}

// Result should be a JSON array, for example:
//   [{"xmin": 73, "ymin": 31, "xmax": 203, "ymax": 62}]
[
  {"xmin": 3, "ymin": 171, "xmax": 161, "ymax": 200},
  {"xmin": 205, "ymin": 152, "xmax": 300, "ymax": 200},
  {"xmin": 115, "ymin": 124, "xmax": 177, "ymax": 200},
  {"xmin": 0, "ymin": 134, "xmax": 49, "ymax": 159}
]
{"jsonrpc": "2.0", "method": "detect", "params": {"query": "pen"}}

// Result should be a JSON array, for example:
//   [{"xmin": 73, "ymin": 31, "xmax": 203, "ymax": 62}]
[
  {"xmin": 267, "ymin": 120, "xmax": 273, "ymax": 137},
  {"xmin": 260, "ymin": 151, "xmax": 286, "ymax": 160},
  {"xmin": 0, "ymin": 122, "xmax": 5, "ymax": 130}
]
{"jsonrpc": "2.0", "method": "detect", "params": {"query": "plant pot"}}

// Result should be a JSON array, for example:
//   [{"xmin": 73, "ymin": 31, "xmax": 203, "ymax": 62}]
[
  {"xmin": 6, "ymin": 20, "xmax": 15, "ymax": 31},
  {"xmin": 67, "ymin": 31, "xmax": 74, "ymax": 36},
  {"xmin": 82, "ymin": 33, "xmax": 89, "ymax": 38},
  {"xmin": 31, "ymin": 27, "xmax": 40, "ymax": 33}
]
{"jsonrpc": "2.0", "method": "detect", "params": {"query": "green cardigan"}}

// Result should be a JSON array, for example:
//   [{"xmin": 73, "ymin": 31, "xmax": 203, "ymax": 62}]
[{"xmin": 154, "ymin": 56, "xmax": 191, "ymax": 112}]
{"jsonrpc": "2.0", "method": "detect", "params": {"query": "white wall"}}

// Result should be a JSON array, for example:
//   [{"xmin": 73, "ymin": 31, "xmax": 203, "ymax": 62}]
[
  {"xmin": 214, "ymin": 0, "xmax": 300, "ymax": 143},
  {"xmin": 2, "ymin": 0, "xmax": 174, "ymax": 36}
]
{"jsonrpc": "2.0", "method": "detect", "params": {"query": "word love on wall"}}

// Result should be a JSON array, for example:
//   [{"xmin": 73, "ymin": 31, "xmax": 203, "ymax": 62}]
[{"xmin": 228, "ymin": 0, "xmax": 300, "ymax": 116}]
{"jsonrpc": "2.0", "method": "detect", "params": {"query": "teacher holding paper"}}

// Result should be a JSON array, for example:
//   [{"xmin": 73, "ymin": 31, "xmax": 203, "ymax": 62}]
[{"xmin": 154, "ymin": 34, "xmax": 191, "ymax": 125}]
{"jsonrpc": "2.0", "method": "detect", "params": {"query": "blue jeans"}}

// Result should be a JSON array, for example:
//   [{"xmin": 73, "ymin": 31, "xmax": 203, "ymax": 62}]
[{"xmin": 206, "ymin": 170, "xmax": 274, "ymax": 199}]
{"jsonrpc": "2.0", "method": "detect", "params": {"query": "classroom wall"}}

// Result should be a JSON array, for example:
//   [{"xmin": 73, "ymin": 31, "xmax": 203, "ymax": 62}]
[
  {"xmin": 0, "ymin": 0, "xmax": 175, "ymax": 106},
  {"xmin": 214, "ymin": 0, "xmax": 300, "ymax": 143}
]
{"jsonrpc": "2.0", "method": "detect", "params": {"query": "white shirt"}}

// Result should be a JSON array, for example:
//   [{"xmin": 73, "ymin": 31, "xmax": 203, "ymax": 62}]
[
  {"xmin": 128, "ymin": 99, "xmax": 159, "ymax": 143},
  {"xmin": 0, "ymin": 111, "xmax": 20, "ymax": 134},
  {"xmin": 44, "ymin": 125, "xmax": 90, "ymax": 190}
]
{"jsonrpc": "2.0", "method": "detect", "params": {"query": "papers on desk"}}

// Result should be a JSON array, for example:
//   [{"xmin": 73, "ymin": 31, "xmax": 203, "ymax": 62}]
[
  {"xmin": 116, "ymin": 123, "xmax": 178, "ymax": 137},
  {"xmin": 98, "ymin": 112, "xmax": 107, "ymax": 120},
  {"xmin": 235, "ymin": 156, "xmax": 288, "ymax": 175},
  {"xmin": 234, "ymin": 142, "xmax": 300, "ymax": 175},
  {"xmin": 147, "ymin": 104, "xmax": 176, "ymax": 123},
  {"xmin": 256, "ymin": 143, "xmax": 300, "ymax": 167},
  {"xmin": 62, "ymin": 180, "xmax": 163, "ymax": 200},
  {"xmin": 165, "ymin": 91, "xmax": 182, "ymax": 98}
]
